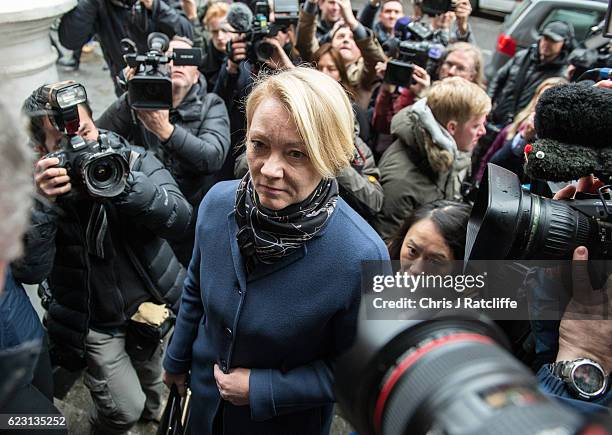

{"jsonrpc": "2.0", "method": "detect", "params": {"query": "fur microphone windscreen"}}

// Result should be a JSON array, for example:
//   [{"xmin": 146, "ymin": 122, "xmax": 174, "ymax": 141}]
[{"xmin": 534, "ymin": 82, "xmax": 612, "ymax": 149}]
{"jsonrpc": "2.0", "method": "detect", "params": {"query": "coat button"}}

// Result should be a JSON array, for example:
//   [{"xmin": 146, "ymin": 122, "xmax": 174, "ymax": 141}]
[
  {"xmin": 220, "ymin": 359, "xmax": 227, "ymax": 372},
  {"xmin": 225, "ymin": 327, "xmax": 233, "ymax": 338}
]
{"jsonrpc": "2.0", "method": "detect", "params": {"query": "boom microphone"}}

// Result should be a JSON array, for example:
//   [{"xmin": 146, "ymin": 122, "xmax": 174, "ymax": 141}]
[
  {"xmin": 524, "ymin": 83, "xmax": 612, "ymax": 181},
  {"xmin": 226, "ymin": 2, "xmax": 254, "ymax": 34}
]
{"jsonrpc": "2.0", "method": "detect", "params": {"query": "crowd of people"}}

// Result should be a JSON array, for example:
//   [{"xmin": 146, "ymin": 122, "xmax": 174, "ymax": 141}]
[{"xmin": 1, "ymin": 0, "xmax": 611, "ymax": 433}]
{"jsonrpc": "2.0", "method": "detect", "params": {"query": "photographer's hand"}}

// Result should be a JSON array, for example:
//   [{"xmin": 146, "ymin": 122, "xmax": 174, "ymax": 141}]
[
  {"xmin": 409, "ymin": 65, "xmax": 431, "ymax": 97},
  {"xmin": 337, "ymin": 0, "xmax": 359, "ymax": 30},
  {"xmin": 227, "ymin": 37, "xmax": 248, "ymax": 74},
  {"xmin": 553, "ymin": 177, "xmax": 612, "ymax": 374},
  {"xmin": 35, "ymin": 157, "xmax": 71, "ymax": 201},
  {"xmin": 454, "ymin": 0, "xmax": 471, "ymax": 35},
  {"xmin": 262, "ymin": 36, "xmax": 295, "ymax": 70},
  {"xmin": 137, "ymin": 110, "xmax": 174, "ymax": 142}
]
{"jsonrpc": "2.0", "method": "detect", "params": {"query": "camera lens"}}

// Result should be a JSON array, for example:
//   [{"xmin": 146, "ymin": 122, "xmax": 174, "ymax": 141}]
[
  {"xmin": 255, "ymin": 40, "xmax": 275, "ymax": 62},
  {"xmin": 83, "ymin": 153, "xmax": 128, "ymax": 198},
  {"xmin": 465, "ymin": 164, "xmax": 599, "ymax": 260}
]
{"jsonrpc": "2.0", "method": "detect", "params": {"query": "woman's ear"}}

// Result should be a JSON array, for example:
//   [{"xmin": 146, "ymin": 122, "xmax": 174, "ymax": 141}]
[{"xmin": 445, "ymin": 120, "xmax": 458, "ymax": 136}]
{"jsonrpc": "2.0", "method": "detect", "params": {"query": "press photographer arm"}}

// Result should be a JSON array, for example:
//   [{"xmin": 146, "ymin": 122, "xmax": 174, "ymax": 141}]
[
  {"xmin": 147, "ymin": 0, "xmax": 194, "ymax": 41},
  {"xmin": 112, "ymin": 149, "xmax": 193, "ymax": 241}
]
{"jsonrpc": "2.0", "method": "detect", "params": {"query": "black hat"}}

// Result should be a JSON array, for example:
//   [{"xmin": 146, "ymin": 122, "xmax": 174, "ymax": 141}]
[{"xmin": 540, "ymin": 21, "xmax": 574, "ymax": 43}]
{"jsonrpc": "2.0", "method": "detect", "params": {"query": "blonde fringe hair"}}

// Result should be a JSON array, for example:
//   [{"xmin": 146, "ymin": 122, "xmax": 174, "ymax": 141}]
[
  {"xmin": 422, "ymin": 77, "xmax": 491, "ymax": 172},
  {"xmin": 505, "ymin": 77, "xmax": 568, "ymax": 140},
  {"xmin": 425, "ymin": 76, "xmax": 491, "ymax": 127},
  {"xmin": 203, "ymin": 2, "xmax": 229, "ymax": 29},
  {"xmin": 245, "ymin": 67, "xmax": 355, "ymax": 178}
]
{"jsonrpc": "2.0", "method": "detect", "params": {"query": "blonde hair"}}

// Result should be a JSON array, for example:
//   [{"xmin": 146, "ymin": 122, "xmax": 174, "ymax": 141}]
[
  {"xmin": 426, "ymin": 76, "xmax": 491, "ymax": 127},
  {"xmin": 204, "ymin": 2, "xmax": 229, "ymax": 29},
  {"xmin": 505, "ymin": 77, "xmax": 568, "ymax": 140},
  {"xmin": 245, "ymin": 67, "xmax": 355, "ymax": 178},
  {"xmin": 443, "ymin": 42, "xmax": 485, "ymax": 89}
]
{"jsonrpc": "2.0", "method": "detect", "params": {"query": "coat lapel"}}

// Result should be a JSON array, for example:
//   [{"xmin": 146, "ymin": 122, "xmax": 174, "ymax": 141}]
[{"xmin": 227, "ymin": 211, "xmax": 307, "ymax": 285}]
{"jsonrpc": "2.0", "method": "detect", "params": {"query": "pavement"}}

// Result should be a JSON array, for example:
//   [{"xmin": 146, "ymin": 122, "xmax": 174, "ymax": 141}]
[{"xmin": 44, "ymin": 7, "xmax": 503, "ymax": 434}]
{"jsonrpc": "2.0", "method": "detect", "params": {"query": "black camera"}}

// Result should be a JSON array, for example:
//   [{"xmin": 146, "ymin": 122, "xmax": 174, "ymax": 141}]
[
  {"xmin": 422, "ymin": 0, "xmax": 456, "ymax": 16},
  {"xmin": 228, "ymin": 0, "xmax": 299, "ymax": 64},
  {"xmin": 38, "ymin": 81, "xmax": 129, "ymax": 199},
  {"xmin": 465, "ymin": 163, "xmax": 612, "ymax": 261},
  {"xmin": 336, "ymin": 307, "xmax": 586, "ymax": 435},
  {"xmin": 122, "ymin": 32, "xmax": 202, "ymax": 110}
]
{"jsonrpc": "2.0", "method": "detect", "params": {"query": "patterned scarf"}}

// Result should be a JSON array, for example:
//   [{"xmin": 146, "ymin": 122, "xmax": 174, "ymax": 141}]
[{"xmin": 234, "ymin": 172, "xmax": 339, "ymax": 272}]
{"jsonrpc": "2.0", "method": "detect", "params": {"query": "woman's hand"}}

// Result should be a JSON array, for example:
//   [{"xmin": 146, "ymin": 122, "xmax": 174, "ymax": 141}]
[
  {"xmin": 162, "ymin": 371, "xmax": 189, "ymax": 398},
  {"xmin": 520, "ymin": 112, "xmax": 536, "ymax": 142},
  {"xmin": 214, "ymin": 364, "xmax": 250, "ymax": 406}
]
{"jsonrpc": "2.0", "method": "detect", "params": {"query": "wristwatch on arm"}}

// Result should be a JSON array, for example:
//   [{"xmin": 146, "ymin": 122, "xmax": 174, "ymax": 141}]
[{"xmin": 550, "ymin": 358, "xmax": 609, "ymax": 401}]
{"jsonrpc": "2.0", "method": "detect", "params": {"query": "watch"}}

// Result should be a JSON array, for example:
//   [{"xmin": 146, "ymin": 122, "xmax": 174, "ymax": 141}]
[{"xmin": 551, "ymin": 358, "xmax": 609, "ymax": 401}]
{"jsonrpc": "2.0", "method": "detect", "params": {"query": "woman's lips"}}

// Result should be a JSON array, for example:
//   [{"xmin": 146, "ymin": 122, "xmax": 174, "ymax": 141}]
[{"xmin": 258, "ymin": 184, "xmax": 285, "ymax": 195}]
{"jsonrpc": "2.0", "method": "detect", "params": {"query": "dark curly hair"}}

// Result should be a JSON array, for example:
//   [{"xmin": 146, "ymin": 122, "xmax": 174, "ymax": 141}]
[{"xmin": 387, "ymin": 200, "xmax": 472, "ymax": 261}]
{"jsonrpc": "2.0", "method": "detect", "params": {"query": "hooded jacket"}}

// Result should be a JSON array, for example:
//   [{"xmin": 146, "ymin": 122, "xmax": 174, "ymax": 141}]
[
  {"xmin": 488, "ymin": 43, "xmax": 569, "ymax": 126},
  {"xmin": 373, "ymin": 98, "xmax": 471, "ymax": 240}
]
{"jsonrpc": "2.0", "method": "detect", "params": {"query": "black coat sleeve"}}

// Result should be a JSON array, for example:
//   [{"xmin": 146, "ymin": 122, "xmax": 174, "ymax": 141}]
[
  {"xmin": 152, "ymin": 0, "xmax": 194, "ymax": 40},
  {"xmin": 96, "ymin": 94, "xmax": 134, "ymax": 140},
  {"xmin": 11, "ymin": 198, "xmax": 61, "ymax": 285},
  {"xmin": 163, "ymin": 93, "xmax": 230, "ymax": 174},
  {"xmin": 112, "ymin": 148, "xmax": 193, "ymax": 241},
  {"xmin": 58, "ymin": 0, "xmax": 99, "ymax": 51}
]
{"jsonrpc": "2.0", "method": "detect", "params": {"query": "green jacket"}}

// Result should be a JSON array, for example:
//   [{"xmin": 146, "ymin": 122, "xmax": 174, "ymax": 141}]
[{"xmin": 373, "ymin": 98, "xmax": 471, "ymax": 240}]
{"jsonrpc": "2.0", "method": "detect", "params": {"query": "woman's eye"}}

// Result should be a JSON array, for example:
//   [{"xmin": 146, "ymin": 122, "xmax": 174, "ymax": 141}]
[
  {"xmin": 251, "ymin": 140, "xmax": 266, "ymax": 151},
  {"xmin": 288, "ymin": 150, "xmax": 306, "ymax": 160},
  {"xmin": 406, "ymin": 246, "xmax": 418, "ymax": 258}
]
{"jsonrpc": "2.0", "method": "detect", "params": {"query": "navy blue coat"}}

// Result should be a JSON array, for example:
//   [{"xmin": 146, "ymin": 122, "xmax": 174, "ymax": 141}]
[{"xmin": 163, "ymin": 180, "xmax": 388, "ymax": 434}]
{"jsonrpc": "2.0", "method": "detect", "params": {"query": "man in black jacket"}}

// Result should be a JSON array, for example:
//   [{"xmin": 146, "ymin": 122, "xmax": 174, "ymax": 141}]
[
  {"xmin": 487, "ymin": 20, "xmax": 573, "ymax": 126},
  {"xmin": 98, "ymin": 36, "xmax": 229, "ymax": 264},
  {"xmin": 59, "ymin": 0, "xmax": 193, "ymax": 95},
  {"xmin": 17, "ymin": 85, "xmax": 193, "ymax": 433}
]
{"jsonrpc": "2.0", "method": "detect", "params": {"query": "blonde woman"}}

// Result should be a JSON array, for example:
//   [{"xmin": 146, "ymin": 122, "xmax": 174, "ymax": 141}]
[{"xmin": 162, "ymin": 67, "xmax": 388, "ymax": 434}]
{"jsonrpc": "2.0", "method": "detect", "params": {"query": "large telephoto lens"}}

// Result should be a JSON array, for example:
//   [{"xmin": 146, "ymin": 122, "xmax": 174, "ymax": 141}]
[
  {"xmin": 83, "ymin": 152, "xmax": 128, "ymax": 198},
  {"xmin": 335, "ymin": 309, "xmax": 584, "ymax": 435},
  {"xmin": 465, "ymin": 163, "xmax": 605, "ymax": 260}
]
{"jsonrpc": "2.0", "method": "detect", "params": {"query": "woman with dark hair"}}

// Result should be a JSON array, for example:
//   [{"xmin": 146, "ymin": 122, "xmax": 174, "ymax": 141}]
[{"xmin": 387, "ymin": 200, "xmax": 471, "ymax": 273}]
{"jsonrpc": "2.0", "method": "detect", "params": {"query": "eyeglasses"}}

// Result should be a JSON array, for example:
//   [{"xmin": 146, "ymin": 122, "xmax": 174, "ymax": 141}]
[{"xmin": 441, "ymin": 59, "xmax": 474, "ymax": 74}]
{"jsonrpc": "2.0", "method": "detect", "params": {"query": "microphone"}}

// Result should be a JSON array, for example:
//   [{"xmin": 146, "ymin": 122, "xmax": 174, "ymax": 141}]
[
  {"xmin": 524, "ymin": 83, "xmax": 612, "ymax": 181},
  {"xmin": 226, "ymin": 2, "xmax": 254, "ymax": 34}
]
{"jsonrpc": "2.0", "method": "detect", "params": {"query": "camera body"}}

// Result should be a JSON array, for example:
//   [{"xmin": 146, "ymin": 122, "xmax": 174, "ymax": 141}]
[
  {"xmin": 240, "ymin": 0, "xmax": 299, "ymax": 64},
  {"xmin": 384, "ymin": 40, "xmax": 445, "ymax": 85},
  {"xmin": 122, "ymin": 32, "xmax": 202, "ymax": 110},
  {"xmin": 36, "ymin": 81, "xmax": 129, "ymax": 199},
  {"xmin": 46, "ymin": 134, "xmax": 129, "ymax": 200},
  {"xmin": 422, "ymin": 0, "xmax": 456, "ymax": 16}
]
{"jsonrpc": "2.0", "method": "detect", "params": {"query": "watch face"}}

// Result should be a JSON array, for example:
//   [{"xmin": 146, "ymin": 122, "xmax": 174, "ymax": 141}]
[{"xmin": 573, "ymin": 364, "xmax": 605, "ymax": 395}]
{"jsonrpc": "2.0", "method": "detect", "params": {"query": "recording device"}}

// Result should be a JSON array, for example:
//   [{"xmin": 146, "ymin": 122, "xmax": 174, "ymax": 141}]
[
  {"xmin": 226, "ymin": 0, "xmax": 299, "ymax": 64},
  {"xmin": 122, "ymin": 32, "xmax": 202, "ymax": 110},
  {"xmin": 422, "ymin": 0, "xmax": 456, "ymax": 16},
  {"xmin": 524, "ymin": 83, "xmax": 612, "ymax": 182},
  {"xmin": 384, "ymin": 60, "xmax": 414, "ymax": 86},
  {"xmin": 465, "ymin": 163, "xmax": 612, "ymax": 260},
  {"xmin": 37, "ymin": 81, "xmax": 129, "ymax": 199},
  {"xmin": 335, "ymin": 307, "xmax": 592, "ymax": 435}
]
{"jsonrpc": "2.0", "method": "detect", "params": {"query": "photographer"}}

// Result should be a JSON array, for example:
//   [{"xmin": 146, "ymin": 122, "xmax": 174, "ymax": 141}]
[
  {"xmin": 296, "ymin": 0, "xmax": 386, "ymax": 108},
  {"xmin": 488, "ymin": 21, "xmax": 574, "ymax": 127},
  {"xmin": 358, "ymin": 0, "xmax": 404, "ymax": 45},
  {"xmin": 214, "ymin": 16, "xmax": 297, "ymax": 180},
  {"xmin": 58, "ymin": 0, "xmax": 194, "ymax": 95},
  {"xmin": 97, "ymin": 36, "xmax": 229, "ymax": 261},
  {"xmin": 199, "ymin": 2, "xmax": 231, "ymax": 93},
  {"xmin": 373, "ymin": 77, "xmax": 490, "ymax": 240},
  {"xmin": 19, "ymin": 84, "xmax": 192, "ymax": 433},
  {"xmin": 372, "ymin": 42, "xmax": 484, "ymax": 154}
]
